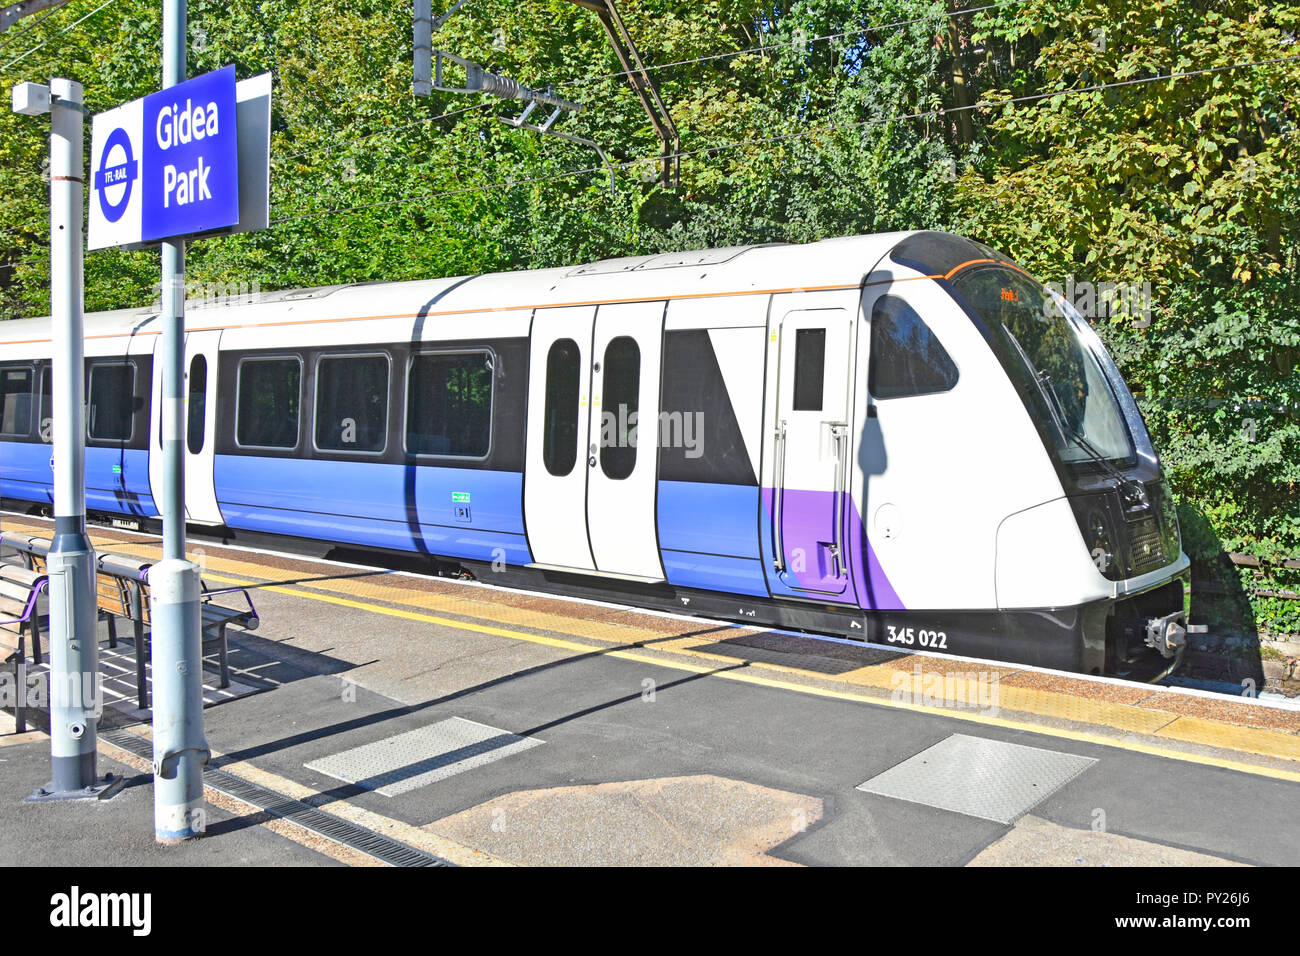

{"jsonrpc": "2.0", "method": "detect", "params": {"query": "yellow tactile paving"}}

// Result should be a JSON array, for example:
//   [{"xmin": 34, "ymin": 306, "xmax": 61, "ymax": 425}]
[
  {"xmin": 571, "ymin": 628, "xmax": 1171, "ymax": 735},
  {"xmin": 991, "ymin": 685, "xmax": 1179, "ymax": 735},
  {"xmin": 1155, "ymin": 716, "xmax": 1300, "ymax": 761},
  {"xmin": 1137, "ymin": 690, "xmax": 1300, "ymax": 733}
]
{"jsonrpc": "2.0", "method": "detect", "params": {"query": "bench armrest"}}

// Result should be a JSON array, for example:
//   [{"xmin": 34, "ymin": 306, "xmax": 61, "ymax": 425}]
[
  {"xmin": 0, "ymin": 579, "xmax": 46, "ymax": 627},
  {"xmin": 199, "ymin": 583, "xmax": 259, "ymax": 631}
]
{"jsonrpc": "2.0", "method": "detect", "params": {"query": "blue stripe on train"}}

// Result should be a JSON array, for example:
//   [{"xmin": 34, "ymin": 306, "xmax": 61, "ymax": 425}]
[
  {"xmin": 0, "ymin": 440, "xmax": 52, "ymax": 503},
  {"xmin": 656, "ymin": 480, "xmax": 768, "ymax": 596},
  {"xmin": 0, "ymin": 441, "xmax": 156, "ymax": 516},
  {"xmin": 214, "ymin": 455, "xmax": 531, "ymax": 564}
]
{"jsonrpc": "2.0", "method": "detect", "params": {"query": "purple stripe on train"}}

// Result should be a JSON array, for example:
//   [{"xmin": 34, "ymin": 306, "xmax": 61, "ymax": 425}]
[{"xmin": 760, "ymin": 487, "xmax": 905, "ymax": 610}]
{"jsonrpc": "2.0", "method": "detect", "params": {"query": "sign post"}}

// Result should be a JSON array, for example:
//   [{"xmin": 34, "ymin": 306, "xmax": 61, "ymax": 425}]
[
  {"xmin": 147, "ymin": 0, "xmax": 210, "ymax": 845},
  {"xmin": 15, "ymin": 77, "xmax": 124, "ymax": 804}
]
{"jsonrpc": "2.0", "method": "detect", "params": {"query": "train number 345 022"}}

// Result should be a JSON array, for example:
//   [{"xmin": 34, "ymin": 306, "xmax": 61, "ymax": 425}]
[{"xmin": 884, "ymin": 626, "xmax": 948, "ymax": 649}]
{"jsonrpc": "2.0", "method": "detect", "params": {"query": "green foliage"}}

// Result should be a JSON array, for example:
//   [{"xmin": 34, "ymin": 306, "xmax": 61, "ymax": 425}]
[
  {"xmin": 954, "ymin": 0, "xmax": 1300, "ymax": 635},
  {"xmin": 1, "ymin": 0, "xmax": 1296, "ymax": 634}
]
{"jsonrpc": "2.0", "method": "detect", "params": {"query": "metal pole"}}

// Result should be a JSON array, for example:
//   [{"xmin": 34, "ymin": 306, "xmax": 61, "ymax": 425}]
[
  {"xmin": 29, "ymin": 77, "xmax": 122, "ymax": 802},
  {"xmin": 150, "ymin": 0, "xmax": 208, "ymax": 843},
  {"xmin": 413, "ymin": 0, "xmax": 431, "ymax": 97}
]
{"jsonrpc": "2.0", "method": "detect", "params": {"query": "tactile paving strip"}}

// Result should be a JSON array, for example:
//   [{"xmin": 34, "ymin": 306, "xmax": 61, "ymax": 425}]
[
  {"xmin": 306, "ymin": 717, "xmax": 542, "ymax": 797},
  {"xmin": 856, "ymin": 733, "xmax": 1097, "ymax": 824}
]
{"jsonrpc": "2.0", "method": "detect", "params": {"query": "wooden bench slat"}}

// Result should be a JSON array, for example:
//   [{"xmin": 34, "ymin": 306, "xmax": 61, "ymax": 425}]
[
  {"xmin": 0, "ymin": 580, "xmax": 35, "ymax": 603},
  {"xmin": 0, "ymin": 590, "xmax": 29, "ymax": 613},
  {"xmin": 0, "ymin": 594, "xmax": 33, "ymax": 635},
  {"xmin": 0, "ymin": 565, "xmax": 44, "ymax": 587}
]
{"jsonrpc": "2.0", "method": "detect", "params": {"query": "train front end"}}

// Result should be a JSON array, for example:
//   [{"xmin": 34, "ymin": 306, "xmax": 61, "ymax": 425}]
[{"xmin": 872, "ymin": 233, "xmax": 1190, "ymax": 677}]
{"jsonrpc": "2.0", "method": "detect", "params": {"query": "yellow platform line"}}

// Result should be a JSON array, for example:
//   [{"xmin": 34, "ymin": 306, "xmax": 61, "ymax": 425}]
[{"xmin": 191, "ymin": 568, "xmax": 1300, "ymax": 783}]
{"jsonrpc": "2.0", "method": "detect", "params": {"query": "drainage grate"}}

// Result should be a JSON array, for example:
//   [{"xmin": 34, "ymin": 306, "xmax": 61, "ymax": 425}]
[
  {"xmin": 856, "ymin": 733, "xmax": 1097, "ymax": 825},
  {"xmin": 100, "ymin": 729, "xmax": 450, "ymax": 867},
  {"xmin": 305, "ymin": 717, "xmax": 543, "ymax": 797}
]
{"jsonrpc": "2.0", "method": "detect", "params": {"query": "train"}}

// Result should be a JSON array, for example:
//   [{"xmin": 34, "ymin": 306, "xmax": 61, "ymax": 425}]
[{"xmin": 0, "ymin": 230, "xmax": 1191, "ymax": 677}]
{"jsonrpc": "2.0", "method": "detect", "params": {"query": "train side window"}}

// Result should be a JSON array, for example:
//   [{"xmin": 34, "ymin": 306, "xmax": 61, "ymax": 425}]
[
  {"xmin": 869, "ymin": 296, "xmax": 959, "ymax": 400},
  {"xmin": 315, "ymin": 353, "xmax": 389, "ymax": 454},
  {"xmin": 87, "ymin": 362, "xmax": 135, "ymax": 442},
  {"xmin": 0, "ymin": 366, "xmax": 34, "ymax": 437},
  {"xmin": 792, "ymin": 328, "xmax": 826, "ymax": 411},
  {"xmin": 405, "ymin": 351, "xmax": 493, "ymax": 458},
  {"xmin": 543, "ymin": 339, "xmax": 580, "ymax": 476},
  {"xmin": 187, "ymin": 355, "xmax": 207, "ymax": 454},
  {"xmin": 600, "ymin": 336, "xmax": 639, "ymax": 480},
  {"xmin": 236, "ymin": 356, "xmax": 301, "ymax": 450}
]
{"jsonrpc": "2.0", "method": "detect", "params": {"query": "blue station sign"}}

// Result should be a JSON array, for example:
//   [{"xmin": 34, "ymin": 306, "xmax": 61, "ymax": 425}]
[{"xmin": 89, "ymin": 66, "xmax": 240, "ymax": 250}]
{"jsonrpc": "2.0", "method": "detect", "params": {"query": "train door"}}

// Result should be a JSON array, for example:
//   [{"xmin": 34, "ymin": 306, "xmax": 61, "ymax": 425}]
[
  {"xmin": 585, "ymin": 301, "xmax": 665, "ymax": 578},
  {"xmin": 765, "ymin": 305, "xmax": 858, "ymax": 601},
  {"xmin": 525, "ymin": 306, "xmax": 597, "ymax": 570},
  {"xmin": 183, "ymin": 331, "xmax": 222, "ymax": 524},
  {"xmin": 524, "ymin": 301, "xmax": 666, "ymax": 581},
  {"xmin": 148, "ymin": 330, "xmax": 223, "ymax": 525}
]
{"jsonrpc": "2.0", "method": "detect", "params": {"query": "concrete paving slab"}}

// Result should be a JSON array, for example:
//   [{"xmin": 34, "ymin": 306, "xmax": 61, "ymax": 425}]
[
  {"xmin": 968, "ymin": 815, "xmax": 1248, "ymax": 867},
  {"xmin": 429, "ymin": 775, "xmax": 821, "ymax": 866}
]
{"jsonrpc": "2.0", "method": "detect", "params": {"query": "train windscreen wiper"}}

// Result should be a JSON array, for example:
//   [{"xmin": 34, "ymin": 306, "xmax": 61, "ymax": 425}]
[
  {"xmin": 1001, "ymin": 323, "xmax": 1146, "ymax": 507},
  {"xmin": 1036, "ymin": 368, "xmax": 1148, "ymax": 508}
]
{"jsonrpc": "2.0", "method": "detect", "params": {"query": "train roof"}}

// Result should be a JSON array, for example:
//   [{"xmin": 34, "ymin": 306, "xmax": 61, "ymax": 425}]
[{"xmin": 0, "ymin": 230, "xmax": 925, "ymax": 346}]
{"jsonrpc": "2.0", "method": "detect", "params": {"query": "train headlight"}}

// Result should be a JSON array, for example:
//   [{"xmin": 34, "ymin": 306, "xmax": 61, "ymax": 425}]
[
  {"xmin": 1069, "ymin": 494, "xmax": 1125, "ymax": 581},
  {"xmin": 1086, "ymin": 510, "xmax": 1117, "ymax": 577}
]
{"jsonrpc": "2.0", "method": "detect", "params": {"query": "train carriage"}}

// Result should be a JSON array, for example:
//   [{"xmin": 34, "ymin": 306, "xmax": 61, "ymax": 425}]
[{"xmin": 0, "ymin": 230, "xmax": 1191, "ymax": 677}]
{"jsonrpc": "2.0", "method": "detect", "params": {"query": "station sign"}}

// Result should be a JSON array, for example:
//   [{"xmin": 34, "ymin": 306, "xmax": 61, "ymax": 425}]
[{"xmin": 89, "ymin": 65, "xmax": 268, "ymax": 250}]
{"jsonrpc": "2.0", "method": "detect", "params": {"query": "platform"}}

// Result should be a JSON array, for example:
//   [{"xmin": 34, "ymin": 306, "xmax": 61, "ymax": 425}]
[{"xmin": 2, "ymin": 513, "xmax": 1297, "ymax": 867}]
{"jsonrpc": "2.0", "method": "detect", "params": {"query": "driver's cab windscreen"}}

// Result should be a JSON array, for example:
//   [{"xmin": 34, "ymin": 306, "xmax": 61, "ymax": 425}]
[{"xmin": 951, "ymin": 266, "xmax": 1134, "ymax": 466}]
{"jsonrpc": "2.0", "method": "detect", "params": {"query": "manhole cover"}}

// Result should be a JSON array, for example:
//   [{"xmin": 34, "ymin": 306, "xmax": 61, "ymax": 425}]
[
  {"xmin": 306, "ymin": 717, "xmax": 542, "ymax": 797},
  {"xmin": 856, "ymin": 733, "xmax": 1096, "ymax": 824}
]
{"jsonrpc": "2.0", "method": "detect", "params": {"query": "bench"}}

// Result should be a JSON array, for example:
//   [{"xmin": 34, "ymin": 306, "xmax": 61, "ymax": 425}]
[
  {"xmin": 92, "ymin": 552, "xmax": 260, "ymax": 708},
  {"xmin": 0, "ymin": 531, "xmax": 259, "ymax": 712},
  {"xmin": 0, "ymin": 563, "xmax": 48, "ymax": 733}
]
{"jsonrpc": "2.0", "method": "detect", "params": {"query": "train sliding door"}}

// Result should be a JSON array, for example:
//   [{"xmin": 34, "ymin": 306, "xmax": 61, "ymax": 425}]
[
  {"xmin": 524, "ymin": 301, "xmax": 666, "ymax": 581},
  {"xmin": 763, "ymin": 302, "xmax": 859, "ymax": 602},
  {"xmin": 524, "ymin": 307, "xmax": 597, "ymax": 570},
  {"xmin": 148, "ymin": 329, "xmax": 223, "ymax": 525}
]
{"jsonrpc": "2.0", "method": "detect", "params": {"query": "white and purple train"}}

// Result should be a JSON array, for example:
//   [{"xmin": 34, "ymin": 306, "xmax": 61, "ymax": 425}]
[{"xmin": 0, "ymin": 231, "xmax": 1190, "ymax": 676}]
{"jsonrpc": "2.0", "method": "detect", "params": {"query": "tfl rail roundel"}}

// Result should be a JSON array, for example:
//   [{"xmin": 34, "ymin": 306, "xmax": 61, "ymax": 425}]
[
  {"xmin": 88, "ymin": 65, "xmax": 239, "ymax": 251},
  {"xmin": 93, "ymin": 127, "xmax": 138, "ymax": 223}
]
